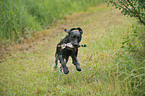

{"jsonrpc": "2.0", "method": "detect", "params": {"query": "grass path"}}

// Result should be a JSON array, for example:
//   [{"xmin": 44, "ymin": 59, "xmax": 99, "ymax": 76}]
[{"xmin": 0, "ymin": 4, "xmax": 136, "ymax": 95}]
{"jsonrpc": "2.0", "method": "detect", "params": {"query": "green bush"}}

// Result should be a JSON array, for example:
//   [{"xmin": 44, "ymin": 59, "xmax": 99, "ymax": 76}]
[{"xmin": 105, "ymin": 0, "xmax": 145, "ymax": 25}]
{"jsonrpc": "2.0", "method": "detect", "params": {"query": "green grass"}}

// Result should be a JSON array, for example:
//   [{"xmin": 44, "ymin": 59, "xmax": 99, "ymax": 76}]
[
  {"xmin": 0, "ymin": 0, "xmax": 104, "ymax": 43},
  {"xmin": 0, "ymin": 4, "xmax": 145, "ymax": 96}
]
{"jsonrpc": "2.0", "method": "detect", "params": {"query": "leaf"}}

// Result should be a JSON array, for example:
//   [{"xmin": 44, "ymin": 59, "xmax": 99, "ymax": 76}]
[
  {"xmin": 122, "ymin": 42, "xmax": 126, "ymax": 45},
  {"xmin": 121, "ymin": 46, "xmax": 125, "ymax": 48},
  {"xmin": 115, "ymin": 6, "xmax": 118, "ymax": 9},
  {"xmin": 121, "ymin": 10, "xmax": 124, "ymax": 13},
  {"xmin": 124, "ymin": 12, "xmax": 127, "ymax": 15}
]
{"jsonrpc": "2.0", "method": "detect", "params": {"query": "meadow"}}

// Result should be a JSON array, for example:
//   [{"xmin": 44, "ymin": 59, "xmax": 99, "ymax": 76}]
[
  {"xmin": 0, "ymin": 2, "xmax": 145, "ymax": 96},
  {"xmin": 0, "ymin": 0, "xmax": 103, "ymax": 43}
]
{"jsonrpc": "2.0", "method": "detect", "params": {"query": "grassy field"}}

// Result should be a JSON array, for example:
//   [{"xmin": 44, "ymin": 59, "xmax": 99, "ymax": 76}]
[
  {"xmin": 0, "ymin": 4, "xmax": 145, "ymax": 95},
  {"xmin": 0, "ymin": 0, "xmax": 103, "ymax": 43}
]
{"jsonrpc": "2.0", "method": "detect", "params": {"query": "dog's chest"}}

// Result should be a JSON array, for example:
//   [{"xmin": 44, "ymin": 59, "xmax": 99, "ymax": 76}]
[{"xmin": 62, "ymin": 49, "xmax": 72, "ymax": 56}]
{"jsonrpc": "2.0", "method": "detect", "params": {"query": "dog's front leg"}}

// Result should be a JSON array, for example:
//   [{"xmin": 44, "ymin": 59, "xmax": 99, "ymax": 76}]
[
  {"xmin": 71, "ymin": 55, "xmax": 81, "ymax": 71},
  {"xmin": 59, "ymin": 55, "xmax": 69, "ymax": 74}
]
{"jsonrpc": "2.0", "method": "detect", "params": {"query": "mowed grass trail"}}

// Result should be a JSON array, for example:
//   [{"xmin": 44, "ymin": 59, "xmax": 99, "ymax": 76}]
[{"xmin": 0, "ymin": 4, "xmax": 137, "ymax": 95}]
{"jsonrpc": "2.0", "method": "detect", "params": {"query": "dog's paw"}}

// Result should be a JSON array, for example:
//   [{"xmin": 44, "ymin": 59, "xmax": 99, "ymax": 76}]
[
  {"xmin": 76, "ymin": 65, "xmax": 81, "ymax": 71},
  {"xmin": 63, "ymin": 68, "xmax": 69, "ymax": 74}
]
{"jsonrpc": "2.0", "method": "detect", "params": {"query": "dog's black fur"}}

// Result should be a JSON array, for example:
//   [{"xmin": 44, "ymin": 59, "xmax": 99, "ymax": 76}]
[{"xmin": 54, "ymin": 27, "xmax": 83, "ymax": 74}]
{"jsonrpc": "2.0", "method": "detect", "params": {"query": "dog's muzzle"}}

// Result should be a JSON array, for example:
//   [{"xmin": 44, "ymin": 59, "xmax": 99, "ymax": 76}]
[{"xmin": 73, "ymin": 43, "xmax": 80, "ymax": 48}]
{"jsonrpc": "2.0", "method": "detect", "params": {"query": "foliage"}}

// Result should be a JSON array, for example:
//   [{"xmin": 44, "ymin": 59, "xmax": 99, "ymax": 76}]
[
  {"xmin": 105, "ymin": 0, "xmax": 145, "ymax": 25},
  {"xmin": 0, "ymin": 0, "xmax": 104, "ymax": 43}
]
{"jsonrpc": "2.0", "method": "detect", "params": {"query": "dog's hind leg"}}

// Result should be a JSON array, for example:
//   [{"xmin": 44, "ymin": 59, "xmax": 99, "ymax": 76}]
[
  {"xmin": 54, "ymin": 53, "xmax": 58, "ymax": 69},
  {"xmin": 59, "ymin": 58, "xmax": 68, "ymax": 72}
]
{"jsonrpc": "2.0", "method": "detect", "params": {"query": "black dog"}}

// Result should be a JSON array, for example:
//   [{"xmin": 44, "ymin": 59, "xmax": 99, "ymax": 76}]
[{"xmin": 54, "ymin": 27, "xmax": 83, "ymax": 74}]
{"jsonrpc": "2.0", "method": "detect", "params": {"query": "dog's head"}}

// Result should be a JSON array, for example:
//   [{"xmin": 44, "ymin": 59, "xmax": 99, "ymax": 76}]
[{"xmin": 65, "ymin": 27, "xmax": 83, "ymax": 48}]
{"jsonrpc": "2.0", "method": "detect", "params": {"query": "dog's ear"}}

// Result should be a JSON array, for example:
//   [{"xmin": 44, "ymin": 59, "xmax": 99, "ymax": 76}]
[
  {"xmin": 64, "ymin": 29, "xmax": 70, "ymax": 33},
  {"xmin": 70, "ymin": 28, "xmax": 77, "ymax": 31},
  {"xmin": 77, "ymin": 27, "xmax": 83, "ymax": 34},
  {"xmin": 65, "ymin": 28, "xmax": 83, "ymax": 34},
  {"xmin": 66, "ymin": 28, "xmax": 77, "ymax": 34}
]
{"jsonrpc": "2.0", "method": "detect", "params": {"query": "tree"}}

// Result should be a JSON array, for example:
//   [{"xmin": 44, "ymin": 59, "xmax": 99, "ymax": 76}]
[{"xmin": 105, "ymin": 0, "xmax": 145, "ymax": 25}]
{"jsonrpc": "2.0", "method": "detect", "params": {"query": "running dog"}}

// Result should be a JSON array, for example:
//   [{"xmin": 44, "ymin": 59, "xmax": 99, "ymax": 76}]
[{"xmin": 54, "ymin": 27, "xmax": 83, "ymax": 74}]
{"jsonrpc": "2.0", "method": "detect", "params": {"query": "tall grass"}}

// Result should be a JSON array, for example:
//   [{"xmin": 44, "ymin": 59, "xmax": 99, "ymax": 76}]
[
  {"xmin": 117, "ymin": 24, "xmax": 145, "ymax": 95},
  {"xmin": 0, "ymin": 0, "xmax": 104, "ymax": 43}
]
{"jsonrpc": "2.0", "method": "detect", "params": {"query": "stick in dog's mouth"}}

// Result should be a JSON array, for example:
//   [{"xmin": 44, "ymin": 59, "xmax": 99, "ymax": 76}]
[{"xmin": 58, "ymin": 43, "xmax": 87, "ymax": 49}]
